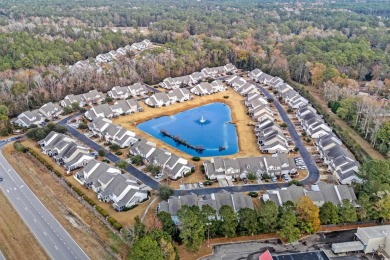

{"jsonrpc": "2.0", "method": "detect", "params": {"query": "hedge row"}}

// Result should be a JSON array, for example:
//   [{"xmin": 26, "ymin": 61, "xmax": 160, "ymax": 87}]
[
  {"xmin": 107, "ymin": 216, "xmax": 123, "ymax": 231},
  {"xmin": 96, "ymin": 206, "xmax": 109, "ymax": 218},
  {"xmin": 20, "ymin": 145, "xmax": 123, "ymax": 231}
]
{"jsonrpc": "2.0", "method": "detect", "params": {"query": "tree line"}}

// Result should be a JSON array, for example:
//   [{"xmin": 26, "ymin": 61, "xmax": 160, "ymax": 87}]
[{"xmin": 157, "ymin": 195, "xmax": 362, "ymax": 253}]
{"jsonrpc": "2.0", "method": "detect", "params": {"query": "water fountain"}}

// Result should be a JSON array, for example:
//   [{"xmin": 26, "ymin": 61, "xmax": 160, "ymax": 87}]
[{"xmin": 199, "ymin": 116, "xmax": 206, "ymax": 123}]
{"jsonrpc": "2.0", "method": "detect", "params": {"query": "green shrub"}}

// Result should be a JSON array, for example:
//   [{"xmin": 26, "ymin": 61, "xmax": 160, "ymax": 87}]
[
  {"xmin": 109, "ymin": 144, "xmax": 121, "ymax": 152},
  {"xmin": 72, "ymin": 186, "xmax": 84, "ymax": 197},
  {"xmin": 192, "ymin": 156, "xmax": 200, "ymax": 161},
  {"xmin": 248, "ymin": 192, "xmax": 258, "ymax": 197},
  {"xmin": 115, "ymin": 151, "xmax": 123, "ymax": 156},
  {"xmin": 204, "ymin": 180, "xmax": 212, "ymax": 186},
  {"xmin": 98, "ymin": 148, "xmax": 106, "ymax": 157},
  {"xmin": 107, "ymin": 217, "xmax": 123, "ymax": 231},
  {"xmin": 115, "ymin": 160, "xmax": 128, "ymax": 169},
  {"xmin": 78, "ymin": 122, "xmax": 88, "ymax": 129},
  {"xmin": 83, "ymin": 196, "xmax": 96, "ymax": 207},
  {"xmin": 14, "ymin": 142, "xmax": 27, "ymax": 152},
  {"xmin": 96, "ymin": 206, "xmax": 109, "ymax": 218},
  {"xmin": 223, "ymin": 96, "xmax": 229, "ymax": 99}
]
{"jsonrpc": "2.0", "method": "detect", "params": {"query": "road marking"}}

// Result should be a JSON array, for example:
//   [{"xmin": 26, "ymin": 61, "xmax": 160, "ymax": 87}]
[{"xmin": 19, "ymin": 185, "xmax": 24, "ymax": 188}]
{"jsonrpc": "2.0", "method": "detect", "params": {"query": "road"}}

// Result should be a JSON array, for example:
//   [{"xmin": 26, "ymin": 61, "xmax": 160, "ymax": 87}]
[
  {"xmin": 255, "ymin": 83, "xmax": 319, "ymax": 184},
  {"xmin": 58, "ymin": 82, "xmax": 320, "ymax": 196},
  {"xmin": 0, "ymin": 138, "xmax": 89, "ymax": 260},
  {"xmin": 0, "ymin": 250, "xmax": 5, "ymax": 260}
]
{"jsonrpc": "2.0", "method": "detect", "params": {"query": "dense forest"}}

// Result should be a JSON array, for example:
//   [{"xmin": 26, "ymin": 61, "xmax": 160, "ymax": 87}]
[{"xmin": 0, "ymin": 0, "xmax": 389, "ymax": 154}]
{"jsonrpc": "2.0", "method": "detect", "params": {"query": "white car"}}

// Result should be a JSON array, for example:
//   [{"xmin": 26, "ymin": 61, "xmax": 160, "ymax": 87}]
[{"xmin": 155, "ymin": 173, "xmax": 163, "ymax": 179}]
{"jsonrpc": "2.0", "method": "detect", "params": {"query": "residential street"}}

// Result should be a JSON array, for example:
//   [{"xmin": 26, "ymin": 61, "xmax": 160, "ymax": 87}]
[
  {"xmin": 0, "ymin": 138, "xmax": 89, "ymax": 260},
  {"xmin": 256, "ymin": 83, "xmax": 320, "ymax": 184},
  {"xmin": 58, "ymin": 83, "xmax": 320, "ymax": 196}
]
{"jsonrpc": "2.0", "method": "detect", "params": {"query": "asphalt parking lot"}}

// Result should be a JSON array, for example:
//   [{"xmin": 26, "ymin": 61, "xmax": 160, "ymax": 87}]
[{"xmin": 203, "ymin": 230, "xmax": 374, "ymax": 260}]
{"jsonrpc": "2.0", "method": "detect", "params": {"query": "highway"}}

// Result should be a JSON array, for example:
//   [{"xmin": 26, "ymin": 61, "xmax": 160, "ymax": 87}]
[{"xmin": 0, "ymin": 138, "xmax": 89, "ymax": 260}]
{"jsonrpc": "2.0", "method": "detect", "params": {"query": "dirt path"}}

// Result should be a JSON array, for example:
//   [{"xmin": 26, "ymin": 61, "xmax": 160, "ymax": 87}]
[
  {"xmin": 3, "ymin": 144, "xmax": 123, "ymax": 260},
  {"xmin": 0, "ymin": 189, "xmax": 49, "ymax": 260},
  {"xmin": 299, "ymin": 83, "xmax": 385, "ymax": 160}
]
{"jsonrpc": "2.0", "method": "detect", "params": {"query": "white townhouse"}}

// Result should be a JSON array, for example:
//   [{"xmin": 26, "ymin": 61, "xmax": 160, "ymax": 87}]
[
  {"xmin": 13, "ymin": 110, "xmax": 45, "ymax": 127},
  {"xmin": 39, "ymin": 102, "xmax": 63, "ymax": 119}
]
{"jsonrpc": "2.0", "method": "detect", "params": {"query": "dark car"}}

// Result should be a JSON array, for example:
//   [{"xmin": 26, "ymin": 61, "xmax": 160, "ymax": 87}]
[
  {"xmin": 0, "ymin": 177, "xmax": 3, "ymax": 181},
  {"xmin": 242, "ymin": 178, "xmax": 248, "ymax": 184}
]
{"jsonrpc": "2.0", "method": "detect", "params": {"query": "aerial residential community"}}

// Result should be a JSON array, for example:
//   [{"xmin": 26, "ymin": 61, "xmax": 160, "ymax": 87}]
[{"xmin": 0, "ymin": 1, "xmax": 389, "ymax": 260}]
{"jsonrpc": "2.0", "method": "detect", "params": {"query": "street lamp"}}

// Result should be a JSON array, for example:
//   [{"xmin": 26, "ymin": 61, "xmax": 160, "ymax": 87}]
[{"xmin": 206, "ymin": 222, "xmax": 211, "ymax": 247}]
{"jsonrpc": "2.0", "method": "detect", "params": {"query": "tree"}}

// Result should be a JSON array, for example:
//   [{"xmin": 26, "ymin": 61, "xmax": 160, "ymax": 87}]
[
  {"xmin": 338, "ymin": 200, "xmax": 357, "ymax": 223},
  {"xmin": 109, "ymin": 143, "xmax": 121, "ymax": 152},
  {"xmin": 158, "ymin": 212, "xmax": 176, "ymax": 238},
  {"xmin": 359, "ymin": 160, "xmax": 390, "ymax": 195},
  {"xmin": 258, "ymin": 200, "xmax": 279, "ymax": 233},
  {"xmin": 105, "ymin": 96, "xmax": 113, "ymax": 103},
  {"xmin": 157, "ymin": 185, "xmax": 174, "ymax": 201},
  {"xmin": 238, "ymin": 208, "xmax": 258, "ymax": 235},
  {"xmin": 78, "ymin": 122, "xmax": 88, "ymax": 129},
  {"xmin": 134, "ymin": 216, "xmax": 146, "ymax": 238},
  {"xmin": 310, "ymin": 62, "xmax": 326, "ymax": 88},
  {"xmin": 201, "ymin": 205, "xmax": 219, "ymax": 238},
  {"xmin": 219, "ymin": 205, "xmax": 238, "ymax": 238},
  {"xmin": 128, "ymin": 235, "xmax": 164, "ymax": 260},
  {"xmin": 177, "ymin": 205, "xmax": 205, "ymax": 251},
  {"xmin": 295, "ymin": 196, "xmax": 320, "ymax": 234},
  {"xmin": 71, "ymin": 102, "xmax": 80, "ymax": 111},
  {"xmin": 278, "ymin": 206, "xmax": 300, "ymax": 243},
  {"xmin": 130, "ymin": 155, "xmax": 143, "ymax": 165},
  {"xmin": 148, "ymin": 229, "xmax": 177, "ymax": 260},
  {"xmin": 247, "ymin": 172, "xmax": 257, "ymax": 181},
  {"xmin": 98, "ymin": 148, "xmax": 106, "ymax": 157},
  {"xmin": 319, "ymin": 202, "xmax": 339, "ymax": 225},
  {"xmin": 115, "ymin": 160, "xmax": 128, "ymax": 169},
  {"xmin": 376, "ymin": 194, "xmax": 390, "ymax": 222},
  {"xmin": 63, "ymin": 106, "xmax": 73, "ymax": 115}
]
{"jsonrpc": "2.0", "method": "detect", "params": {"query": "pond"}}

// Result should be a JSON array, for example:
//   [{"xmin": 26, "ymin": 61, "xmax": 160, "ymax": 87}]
[{"xmin": 137, "ymin": 102, "xmax": 239, "ymax": 157}]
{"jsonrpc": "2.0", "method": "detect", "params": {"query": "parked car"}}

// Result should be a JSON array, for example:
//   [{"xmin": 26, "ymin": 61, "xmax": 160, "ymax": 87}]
[
  {"xmin": 271, "ymin": 177, "xmax": 277, "ymax": 183},
  {"xmin": 0, "ymin": 177, "xmax": 3, "ymax": 181},
  {"xmin": 155, "ymin": 173, "xmax": 163, "ymax": 179},
  {"xmin": 242, "ymin": 178, "xmax": 248, "ymax": 184},
  {"xmin": 283, "ymin": 175, "xmax": 289, "ymax": 181},
  {"xmin": 198, "ymin": 182, "xmax": 204, "ymax": 188}
]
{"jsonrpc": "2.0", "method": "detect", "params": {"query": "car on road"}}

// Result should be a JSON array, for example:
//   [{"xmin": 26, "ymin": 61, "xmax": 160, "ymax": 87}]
[
  {"xmin": 0, "ymin": 177, "xmax": 3, "ymax": 181},
  {"xmin": 154, "ymin": 173, "xmax": 163, "ymax": 179}
]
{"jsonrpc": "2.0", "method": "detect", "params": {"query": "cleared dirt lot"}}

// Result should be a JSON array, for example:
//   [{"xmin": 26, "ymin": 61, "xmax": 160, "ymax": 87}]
[
  {"xmin": 0, "ymin": 189, "xmax": 48, "ymax": 260},
  {"xmin": 3, "ymin": 143, "xmax": 125, "ymax": 259}
]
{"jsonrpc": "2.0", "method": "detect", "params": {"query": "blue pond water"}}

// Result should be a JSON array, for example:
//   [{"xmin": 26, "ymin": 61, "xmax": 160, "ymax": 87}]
[{"xmin": 137, "ymin": 102, "xmax": 239, "ymax": 157}]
